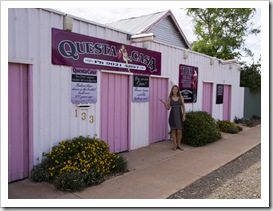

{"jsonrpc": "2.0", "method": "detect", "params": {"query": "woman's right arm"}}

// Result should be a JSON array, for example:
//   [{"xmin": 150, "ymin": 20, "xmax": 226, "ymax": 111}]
[{"xmin": 160, "ymin": 98, "xmax": 171, "ymax": 110}]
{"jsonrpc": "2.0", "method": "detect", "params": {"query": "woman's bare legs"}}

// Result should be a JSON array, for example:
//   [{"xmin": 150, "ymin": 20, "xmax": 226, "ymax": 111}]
[
  {"xmin": 177, "ymin": 130, "xmax": 184, "ymax": 150},
  {"xmin": 171, "ymin": 130, "xmax": 177, "ymax": 150}
]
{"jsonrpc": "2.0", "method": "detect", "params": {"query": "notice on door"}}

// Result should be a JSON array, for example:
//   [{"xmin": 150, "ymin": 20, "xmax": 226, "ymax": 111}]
[
  {"xmin": 216, "ymin": 84, "xmax": 224, "ymax": 104},
  {"xmin": 132, "ymin": 75, "xmax": 149, "ymax": 102},
  {"xmin": 71, "ymin": 67, "xmax": 97, "ymax": 104}
]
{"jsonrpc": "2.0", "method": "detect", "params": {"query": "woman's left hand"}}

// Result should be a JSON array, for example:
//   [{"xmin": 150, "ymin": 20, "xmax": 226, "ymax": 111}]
[{"xmin": 182, "ymin": 115, "xmax": 186, "ymax": 122}]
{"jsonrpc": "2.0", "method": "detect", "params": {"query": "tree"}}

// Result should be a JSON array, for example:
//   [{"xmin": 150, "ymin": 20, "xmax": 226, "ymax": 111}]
[
  {"xmin": 240, "ymin": 57, "xmax": 261, "ymax": 94},
  {"xmin": 185, "ymin": 8, "xmax": 260, "ymax": 61}
]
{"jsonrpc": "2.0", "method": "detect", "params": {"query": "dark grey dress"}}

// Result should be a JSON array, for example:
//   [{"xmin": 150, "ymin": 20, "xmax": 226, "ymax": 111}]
[{"xmin": 169, "ymin": 97, "xmax": 183, "ymax": 130}]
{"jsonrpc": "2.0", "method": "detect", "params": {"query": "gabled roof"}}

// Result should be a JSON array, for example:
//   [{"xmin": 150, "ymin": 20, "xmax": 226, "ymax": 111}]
[{"xmin": 106, "ymin": 10, "xmax": 191, "ymax": 49}]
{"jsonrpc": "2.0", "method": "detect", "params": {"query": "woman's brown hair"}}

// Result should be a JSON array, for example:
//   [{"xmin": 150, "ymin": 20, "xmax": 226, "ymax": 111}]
[{"xmin": 168, "ymin": 85, "xmax": 182, "ymax": 99}]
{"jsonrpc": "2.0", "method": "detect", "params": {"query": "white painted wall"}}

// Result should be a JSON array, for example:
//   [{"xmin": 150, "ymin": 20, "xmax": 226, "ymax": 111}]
[{"xmin": 130, "ymin": 102, "xmax": 149, "ymax": 150}]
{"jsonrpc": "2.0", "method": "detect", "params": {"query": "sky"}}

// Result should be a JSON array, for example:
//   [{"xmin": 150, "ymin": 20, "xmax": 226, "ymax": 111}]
[{"xmin": 53, "ymin": 7, "xmax": 262, "ymax": 65}]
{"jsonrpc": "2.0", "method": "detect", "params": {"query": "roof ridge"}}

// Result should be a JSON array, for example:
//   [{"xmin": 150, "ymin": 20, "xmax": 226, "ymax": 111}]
[{"xmin": 106, "ymin": 10, "xmax": 169, "ymax": 25}]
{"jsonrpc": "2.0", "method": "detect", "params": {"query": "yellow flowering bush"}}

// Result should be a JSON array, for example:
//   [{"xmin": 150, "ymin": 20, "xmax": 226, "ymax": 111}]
[
  {"xmin": 44, "ymin": 136, "xmax": 116, "ymax": 177},
  {"xmin": 217, "ymin": 120, "xmax": 241, "ymax": 133},
  {"xmin": 30, "ymin": 135, "xmax": 127, "ymax": 192}
]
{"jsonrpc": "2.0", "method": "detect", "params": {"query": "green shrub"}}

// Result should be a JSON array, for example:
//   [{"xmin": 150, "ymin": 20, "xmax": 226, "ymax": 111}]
[
  {"xmin": 245, "ymin": 119, "xmax": 254, "ymax": 127},
  {"xmin": 217, "ymin": 120, "xmax": 239, "ymax": 133},
  {"xmin": 84, "ymin": 171, "xmax": 105, "ymax": 186},
  {"xmin": 237, "ymin": 125, "xmax": 243, "ymax": 131},
  {"xmin": 53, "ymin": 171, "xmax": 87, "ymax": 192},
  {"xmin": 234, "ymin": 116, "xmax": 243, "ymax": 124},
  {"xmin": 53, "ymin": 170, "xmax": 106, "ymax": 192},
  {"xmin": 183, "ymin": 111, "xmax": 222, "ymax": 147},
  {"xmin": 227, "ymin": 126, "xmax": 239, "ymax": 134},
  {"xmin": 30, "ymin": 135, "xmax": 127, "ymax": 192},
  {"xmin": 30, "ymin": 163, "xmax": 50, "ymax": 182},
  {"xmin": 111, "ymin": 154, "xmax": 128, "ymax": 173},
  {"xmin": 234, "ymin": 116, "xmax": 256, "ymax": 127},
  {"xmin": 252, "ymin": 115, "xmax": 260, "ymax": 119}
]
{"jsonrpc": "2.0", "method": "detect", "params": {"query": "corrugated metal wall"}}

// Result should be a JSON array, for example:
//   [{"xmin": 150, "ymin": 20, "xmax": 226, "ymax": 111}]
[
  {"xmin": 8, "ymin": 8, "xmax": 116, "ymax": 163},
  {"xmin": 148, "ymin": 16, "xmax": 187, "ymax": 48},
  {"xmin": 148, "ymin": 41, "xmax": 244, "ymax": 122},
  {"xmin": 8, "ymin": 8, "xmax": 151, "ymax": 163},
  {"xmin": 8, "ymin": 8, "xmax": 244, "ymax": 164}
]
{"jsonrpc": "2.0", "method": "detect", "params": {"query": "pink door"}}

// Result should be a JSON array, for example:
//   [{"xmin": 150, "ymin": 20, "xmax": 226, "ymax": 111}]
[
  {"xmin": 202, "ymin": 82, "xmax": 213, "ymax": 115},
  {"xmin": 8, "ymin": 63, "xmax": 29, "ymax": 182},
  {"xmin": 223, "ymin": 85, "xmax": 232, "ymax": 120},
  {"xmin": 149, "ymin": 77, "xmax": 168, "ymax": 144},
  {"xmin": 100, "ymin": 72, "xmax": 129, "ymax": 153}
]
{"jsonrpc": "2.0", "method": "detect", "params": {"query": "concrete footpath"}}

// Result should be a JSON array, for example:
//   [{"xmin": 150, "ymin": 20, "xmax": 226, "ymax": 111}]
[{"xmin": 8, "ymin": 125, "xmax": 261, "ymax": 199}]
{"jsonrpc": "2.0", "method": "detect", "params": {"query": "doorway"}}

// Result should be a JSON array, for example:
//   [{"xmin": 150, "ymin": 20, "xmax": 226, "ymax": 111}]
[
  {"xmin": 8, "ymin": 63, "xmax": 30, "ymax": 182},
  {"xmin": 100, "ymin": 72, "xmax": 130, "ymax": 153}
]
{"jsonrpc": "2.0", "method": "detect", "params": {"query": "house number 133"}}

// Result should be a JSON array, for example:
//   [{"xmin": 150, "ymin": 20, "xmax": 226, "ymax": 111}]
[{"xmin": 75, "ymin": 109, "xmax": 94, "ymax": 123}]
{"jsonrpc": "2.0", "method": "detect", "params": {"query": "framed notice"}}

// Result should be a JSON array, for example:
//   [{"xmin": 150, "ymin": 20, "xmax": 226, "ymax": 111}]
[
  {"xmin": 71, "ymin": 67, "xmax": 97, "ymax": 104},
  {"xmin": 216, "ymin": 84, "xmax": 224, "ymax": 104},
  {"xmin": 132, "ymin": 75, "xmax": 149, "ymax": 102},
  {"xmin": 179, "ymin": 64, "xmax": 198, "ymax": 103}
]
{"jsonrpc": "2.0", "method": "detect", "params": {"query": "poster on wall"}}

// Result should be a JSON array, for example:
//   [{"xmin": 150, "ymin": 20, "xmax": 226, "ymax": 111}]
[
  {"xmin": 132, "ymin": 75, "xmax": 149, "ymax": 102},
  {"xmin": 216, "ymin": 84, "xmax": 224, "ymax": 104},
  {"xmin": 52, "ymin": 28, "xmax": 161, "ymax": 76},
  {"xmin": 71, "ymin": 67, "xmax": 97, "ymax": 104},
  {"xmin": 178, "ymin": 64, "xmax": 198, "ymax": 103}
]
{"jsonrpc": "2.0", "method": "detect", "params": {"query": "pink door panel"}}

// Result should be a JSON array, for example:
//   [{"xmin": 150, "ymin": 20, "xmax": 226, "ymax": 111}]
[
  {"xmin": 8, "ymin": 63, "xmax": 29, "ymax": 182},
  {"xmin": 149, "ymin": 77, "xmax": 168, "ymax": 144},
  {"xmin": 202, "ymin": 82, "xmax": 213, "ymax": 115},
  {"xmin": 223, "ymin": 85, "xmax": 231, "ymax": 120},
  {"xmin": 100, "ymin": 72, "xmax": 129, "ymax": 153}
]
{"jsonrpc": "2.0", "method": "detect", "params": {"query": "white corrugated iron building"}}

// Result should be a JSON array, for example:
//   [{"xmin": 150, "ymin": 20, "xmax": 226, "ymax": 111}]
[{"xmin": 8, "ymin": 8, "xmax": 244, "ymax": 182}]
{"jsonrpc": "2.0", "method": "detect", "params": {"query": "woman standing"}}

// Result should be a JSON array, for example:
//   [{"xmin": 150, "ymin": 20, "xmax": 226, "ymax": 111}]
[{"xmin": 160, "ymin": 85, "xmax": 186, "ymax": 151}]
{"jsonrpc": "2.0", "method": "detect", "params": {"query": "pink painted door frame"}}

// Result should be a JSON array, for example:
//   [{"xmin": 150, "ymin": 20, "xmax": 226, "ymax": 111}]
[
  {"xmin": 100, "ymin": 72, "xmax": 130, "ymax": 153},
  {"xmin": 8, "ymin": 63, "xmax": 33, "ymax": 182},
  {"xmin": 149, "ymin": 77, "xmax": 168, "ymax": 144},
  {"xmin": 202, "ymin": 82, "xmax": 213, "ymax": 115},
  {"xmin": 223, "ymin": 85, "xmax": 232, "ymax": 120}
]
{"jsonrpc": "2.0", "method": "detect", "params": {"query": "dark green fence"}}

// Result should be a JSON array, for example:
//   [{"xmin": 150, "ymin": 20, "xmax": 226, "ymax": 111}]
[{"xmin": 244, "ymin": 87, "xmax": 261, "ymax": 119}]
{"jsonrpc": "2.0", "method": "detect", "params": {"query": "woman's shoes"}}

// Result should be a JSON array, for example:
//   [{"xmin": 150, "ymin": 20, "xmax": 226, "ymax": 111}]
[
  {"xmin": 172, "ymin": 146, "xmax": 184, "ymax": 151},
  {"xmin": 177, "ymin": 146, "xmax": 184, "ymax": 151}
]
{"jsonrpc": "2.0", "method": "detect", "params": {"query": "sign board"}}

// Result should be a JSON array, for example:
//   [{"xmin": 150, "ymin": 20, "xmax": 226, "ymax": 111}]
[
  {"xmin": 52, "ymin": 28, "xmax": 161, "ymax": 75},
  {"xmin": 216, "ymin": 84, "xmax": 224, "ymax": 104},
  {"xmin": 71, "ymin": 67, "xmax": 97, "ymax": 104},
  {"xmin": 178, "ymin": 64, "xmax": 198, "ymax": 103},
  {"xmin": 132, "ymin": 75, "xmax": 149, "ymax": 102}
]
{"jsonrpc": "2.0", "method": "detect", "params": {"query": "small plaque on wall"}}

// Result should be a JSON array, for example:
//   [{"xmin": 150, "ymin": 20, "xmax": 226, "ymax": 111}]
[
  {"xmin": 216, "ymin": 84, "xmax": 224, "ymax": 104},
  {"xmin": 71, "ymin": 67, "xmax": 97, "ymax": 104}
]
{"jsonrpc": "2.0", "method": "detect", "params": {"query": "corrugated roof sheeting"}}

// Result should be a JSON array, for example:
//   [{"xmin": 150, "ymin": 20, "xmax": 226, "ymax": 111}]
[
  {"xmin": 106, "ymin": 11, "xmax": 166, "ymax": 34},
  {"xmin": 106, "ymin": 10, "xmax": 191, "ymax": 49}
]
